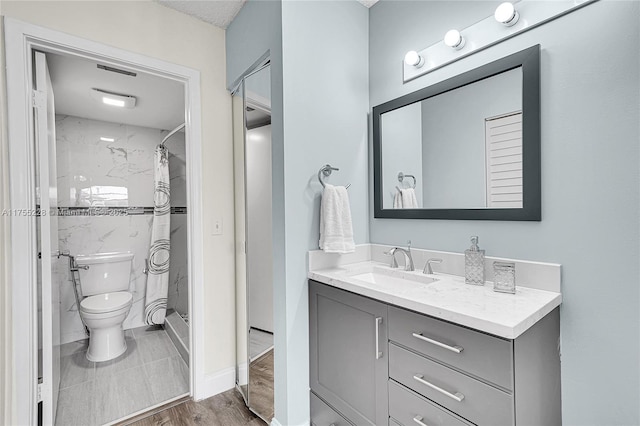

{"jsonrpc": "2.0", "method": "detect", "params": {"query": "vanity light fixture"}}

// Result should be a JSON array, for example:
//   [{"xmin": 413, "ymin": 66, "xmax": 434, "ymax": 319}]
[
  {"xmin": 444, "ymin": 29, "xmax": 465, "ymax": 50},
  {"xmin": 91, "ymin": 88, "xmax": 137, "ymax": 109},
  {"xmin": 403, "ymin": 0, "xmax": 595, "ymax": 82},
  {"xmin": 404, "ymin": 50, "xmax": 424, "ymax": 68},
  {"xmin": 494, "ymin": 2, "xmax": 520, "ymax": 26}
]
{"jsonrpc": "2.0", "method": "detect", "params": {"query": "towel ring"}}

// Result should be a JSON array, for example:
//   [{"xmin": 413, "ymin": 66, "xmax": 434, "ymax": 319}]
[
  {"xmin": 318, "ymin": 164, "xmax": 351, "ymax": 189},
  {"xmin": 398, "ymin": 172, "xmax": 417, "ymax": 189}
]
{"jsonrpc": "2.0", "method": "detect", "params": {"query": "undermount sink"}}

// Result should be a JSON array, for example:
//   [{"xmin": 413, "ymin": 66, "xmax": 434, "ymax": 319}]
[{"xmin": 346, "ymin": 266, "xmax": 438, "ymax": 287}]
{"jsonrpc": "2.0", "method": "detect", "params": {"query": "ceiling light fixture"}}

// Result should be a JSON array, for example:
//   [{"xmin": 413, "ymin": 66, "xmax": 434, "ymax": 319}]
[
  {"xmin": 90, "ymin": 88, "xmax": 137, "ymax": 109},
  {"xmin": 100, "ymin": 137, "xmax": 115, "ymax": 142},
  {"xmin": 494, "ymin": 2, "xmax": 520, "ymax": 26},
  {"xmin": 444, "ymin": 29, "xmax": 465, "ymax": 50},
  {"xmin": 404, "ymin": 50, "xmax": 424, "ymax": 68}
]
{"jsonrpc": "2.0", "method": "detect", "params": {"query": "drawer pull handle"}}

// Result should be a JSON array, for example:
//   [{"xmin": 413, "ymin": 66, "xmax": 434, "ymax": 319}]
[
  {"xmin": 413, "ymin": 415, "xmax": 429, "ymax": 426},
  {"xmin": 413, "ymin": 374, "xmax": 465, "ymax": 402},
  {"xmin": 375, "ymin": 317, "xmax": 383, "ymax": 359},
  {"xmin": 412, "ymin": 332, "xmax": 463, "ymax": 354}
]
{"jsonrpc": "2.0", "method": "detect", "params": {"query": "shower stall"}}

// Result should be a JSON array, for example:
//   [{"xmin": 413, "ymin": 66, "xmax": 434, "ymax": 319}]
[{"xmin": 161, "ymin": 123, "xmax": 191, "ymax": 365}]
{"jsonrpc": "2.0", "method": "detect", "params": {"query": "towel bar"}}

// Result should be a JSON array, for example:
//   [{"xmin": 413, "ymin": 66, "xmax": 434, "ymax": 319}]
[
  {"xmin": 398, "ymin": 171, "xmax": 417, "ymax": 188},
  {"xmin": 318, "ymin": 164, "xmax": 351, "ymax": 189}
]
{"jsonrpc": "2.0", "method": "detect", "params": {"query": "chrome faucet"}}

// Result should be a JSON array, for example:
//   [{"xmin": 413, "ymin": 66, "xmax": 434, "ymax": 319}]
[
  {"xmin": 423, "ymin": 258, "xmax": 443, "ymax": 275},
  {"xmin": 385, "ymin": 241, "xmax": 415, "ymax": 271}
]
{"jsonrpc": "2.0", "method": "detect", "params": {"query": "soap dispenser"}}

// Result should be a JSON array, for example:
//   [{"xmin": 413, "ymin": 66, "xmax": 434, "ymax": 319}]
[{"xmin": 465, "ymin": 236, "xmax": 485, "ymax": 286}]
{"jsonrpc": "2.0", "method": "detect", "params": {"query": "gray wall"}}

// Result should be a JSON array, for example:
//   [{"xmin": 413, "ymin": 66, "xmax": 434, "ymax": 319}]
[
  {"xmin": 227, "ymin": 2, "xmax": 369, "ymax": 424},
  {"xmin": 421, "ymin": 67, "xmax": 520, "ymax": 208},
  {"xmin": 369, "ymin": 1, "xmax": 639, "ymax": 424},
  {"xmin": 280, "ymin": 2, "xmax": 369, "ymax": 423},
  {"xmin": 381, "ymin": 102, "xmax": 423, "ymax": 208},
  {"xmin": 246, "ymin": 124, "xmax": 273, "ymax": 333}
]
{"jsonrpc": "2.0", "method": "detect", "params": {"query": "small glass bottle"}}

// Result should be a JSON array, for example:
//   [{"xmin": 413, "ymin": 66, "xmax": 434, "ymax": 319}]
[
  {"xmin": 493, "ymin": 262, "xmax": 516, "ymax": 294},
  {"xmin": 465, "ymin": 236, "xmax": 485, "ymax": 286}
]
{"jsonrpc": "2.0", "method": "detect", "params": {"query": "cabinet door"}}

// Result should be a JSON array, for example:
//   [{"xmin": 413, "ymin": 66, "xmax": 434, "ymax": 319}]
[{"xmin": 309, "ymin": 280, "xmax": 388, "ymax": 426}]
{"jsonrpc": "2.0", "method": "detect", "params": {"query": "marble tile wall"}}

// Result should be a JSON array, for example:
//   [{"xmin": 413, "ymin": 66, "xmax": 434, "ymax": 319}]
[
  {"xmin": 55, "ymin": 115, "xmax": 188, "ymax": 344},
  {"xmin": 163, "ymin": 128, "xmax": 189, "ymax": 315},
  {"xmin": 55, "ymin": 115, "xmax": 187, "ymax": 208},
  {"xmin": 167, "ymin": 214, "xmax": 189, "ymax": 315}
]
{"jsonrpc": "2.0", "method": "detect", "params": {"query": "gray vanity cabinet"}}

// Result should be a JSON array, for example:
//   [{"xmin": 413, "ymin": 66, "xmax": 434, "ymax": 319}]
[
  {"xmin": 309, "ymin": 280, "xmax": 389, "ymax": 426},
  {"xmin": 309, "ymin": 280, "xmax": 561, "ymax": 426}
]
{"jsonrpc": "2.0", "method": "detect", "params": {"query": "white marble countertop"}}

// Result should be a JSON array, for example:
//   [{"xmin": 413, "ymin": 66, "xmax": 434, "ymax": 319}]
[{"xmin": 308, "ymin": 261, "xmax": 562, "ymax": 339}]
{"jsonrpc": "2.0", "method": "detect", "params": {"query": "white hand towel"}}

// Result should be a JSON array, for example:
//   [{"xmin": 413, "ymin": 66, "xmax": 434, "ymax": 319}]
[
  {"xmin": 319, "ymin": 184, "xmax": 355, "ymax": 253},
  {"xmin": 393, "ymin": 189, "xmax": 403, "ymax": 209},
  {"xmin": 401, "ymin": 188, "xmax": 419, "ymax": 208}
]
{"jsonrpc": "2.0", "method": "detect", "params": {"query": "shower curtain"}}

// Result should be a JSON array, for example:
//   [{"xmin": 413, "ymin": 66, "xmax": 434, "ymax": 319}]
[{"xmin": 144, "ymin": 145, "xmax": 171, "ymax": 325}]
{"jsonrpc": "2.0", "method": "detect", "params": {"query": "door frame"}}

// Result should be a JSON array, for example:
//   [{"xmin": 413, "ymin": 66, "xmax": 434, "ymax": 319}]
[{"xmin": 4, "ymin": 17, "xmax": 206, "ymax": 424}]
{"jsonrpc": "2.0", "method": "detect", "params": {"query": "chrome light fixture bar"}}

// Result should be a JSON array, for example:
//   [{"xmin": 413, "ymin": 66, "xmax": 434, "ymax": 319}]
[{"xmin": 403, "ymin": 0, "xmax": 597, "ymax": 83}]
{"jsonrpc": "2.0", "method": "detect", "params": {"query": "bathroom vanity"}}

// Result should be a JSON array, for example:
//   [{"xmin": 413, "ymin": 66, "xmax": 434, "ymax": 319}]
[{"xmin": 308, "ymin": 246, "xmax": 562, "ymax": 426}]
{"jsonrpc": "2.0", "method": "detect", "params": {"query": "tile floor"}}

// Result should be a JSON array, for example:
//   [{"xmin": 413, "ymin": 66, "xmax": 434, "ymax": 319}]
[
  {"xmin": 249, "ymin": 328, "xmax": 273, "ymax": 361},
  {"xmin": 55, "ymin": 325, "xmax": 189, "ymax": 426}
]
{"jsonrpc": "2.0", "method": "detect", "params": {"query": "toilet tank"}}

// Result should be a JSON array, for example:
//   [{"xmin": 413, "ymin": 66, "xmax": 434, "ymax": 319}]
[{"xmin": 75, "ymin": 252, "xmax": 134, "ymax": 297}]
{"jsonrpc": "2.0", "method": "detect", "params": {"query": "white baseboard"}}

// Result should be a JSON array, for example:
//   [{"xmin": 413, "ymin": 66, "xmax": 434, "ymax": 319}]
[
  {"xmin": 271, "ymin": 417, "xmax": 309, "ymax": 426},
  {"xmin": 237, "ymin": 362, "xmax": 248, "ymax": 386},
  {"xmin": 195, "ymin": 366, "xmax": 235, "ymax": 401}
]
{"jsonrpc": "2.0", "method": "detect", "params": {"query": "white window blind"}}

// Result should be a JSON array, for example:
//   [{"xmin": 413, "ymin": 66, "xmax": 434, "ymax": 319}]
[{"xmin": 485, "ymin": 112, "xmax": 523, "ymax": 208}]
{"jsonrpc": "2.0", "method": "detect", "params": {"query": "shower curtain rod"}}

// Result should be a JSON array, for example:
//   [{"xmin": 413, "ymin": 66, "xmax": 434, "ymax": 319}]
[{"xmin": 161, "ymin": 122, "xmax": 185, "ymax": 146}]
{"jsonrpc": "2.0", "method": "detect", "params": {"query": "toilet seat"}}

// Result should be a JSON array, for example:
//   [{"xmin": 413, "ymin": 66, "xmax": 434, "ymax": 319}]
[{"xmin": 80, "ymin": 291, "xmax": 133, "ymax": 314}]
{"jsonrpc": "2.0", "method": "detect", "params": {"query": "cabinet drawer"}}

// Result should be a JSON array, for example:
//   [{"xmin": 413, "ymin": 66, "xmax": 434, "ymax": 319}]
[
  {"xmin": 389, "ymin": 380, "xmax": 472, "ymax": 426},
  {"xmin": 388, "ymin": 306, "xmax": 513, "ymax": 390},
  {"xmin": 389, "ymin": 344, "xmax": 514, "ymax": 426},
  {"xmin": 311, "ymin": 392, "xmax": 353, "ymax": 426},
  {"xmin": 389, "ymin": 417, "xmax": 403, "ymax": 426}
]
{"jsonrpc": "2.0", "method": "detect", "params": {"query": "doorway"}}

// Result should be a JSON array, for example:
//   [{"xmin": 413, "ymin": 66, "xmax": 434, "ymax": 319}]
[{"xmin": 5, "ymin": 19, "xmax": 205, "ymax": 425}]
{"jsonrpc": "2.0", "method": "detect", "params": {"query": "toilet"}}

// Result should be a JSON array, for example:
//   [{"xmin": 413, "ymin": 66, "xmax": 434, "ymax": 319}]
[{"xmin": 75, "ymin": 252, "xmax": 134, "ymax": 362}]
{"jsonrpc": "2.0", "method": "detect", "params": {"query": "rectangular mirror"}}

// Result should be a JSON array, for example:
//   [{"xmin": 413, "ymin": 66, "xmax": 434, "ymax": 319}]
[{"xmin": 373, "ymin": 45, "xmax": 540, "ymax": 220}]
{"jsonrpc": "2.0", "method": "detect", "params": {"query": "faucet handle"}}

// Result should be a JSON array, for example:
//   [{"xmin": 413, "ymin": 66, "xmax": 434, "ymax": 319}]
[
  {"xmin": 383, "ymin": 249, "xmax": 399, "ymax": 268},
  {"xmin": 423, "ymin": 258, "xmax": 443, "ymax": 275}
]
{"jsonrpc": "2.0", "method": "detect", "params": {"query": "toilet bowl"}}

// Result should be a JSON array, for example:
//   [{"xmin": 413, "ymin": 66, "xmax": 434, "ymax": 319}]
[
  {"xmin": 80, "ymin": 291, "xmax": 133, "ymax": 362},
  {"xmin": 75, "ymin": 252, "xmax": 134, "ymax": 362}
]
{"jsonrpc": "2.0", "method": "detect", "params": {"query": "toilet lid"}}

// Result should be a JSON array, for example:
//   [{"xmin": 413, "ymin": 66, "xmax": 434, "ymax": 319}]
[{"xmin": 80, "ymin": 291, "xmax": 133, "ymax": 314}]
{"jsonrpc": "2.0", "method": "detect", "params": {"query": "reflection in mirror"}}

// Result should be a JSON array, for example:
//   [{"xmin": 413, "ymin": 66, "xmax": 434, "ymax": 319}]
[
  {"xmin": 234, "ymin": 63, "xmax": 274, "ymax": 423},
  {"xmin": 373, "ymin": 45, "xmax": 540, "ymax": 221},
  {"xmin": 381, "ymin": 67, "xmax": 522, "ymax": 209}
]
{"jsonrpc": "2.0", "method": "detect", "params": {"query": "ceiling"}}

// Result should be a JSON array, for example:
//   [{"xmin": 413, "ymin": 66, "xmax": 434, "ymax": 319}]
[
  {"xmin": 46, "ymin": 0, "xmax": 380, "ymax": 130},
  {"xmin": 46, "ymin": 52, "xmax": 185, "ymax": 131},
  {"xmin": 156, "ymin": 0, "xmax": 379, "ymax": 29},
  {"xmin": 157, "ymin": 0, "xmax": 247, "ymax": 29}
]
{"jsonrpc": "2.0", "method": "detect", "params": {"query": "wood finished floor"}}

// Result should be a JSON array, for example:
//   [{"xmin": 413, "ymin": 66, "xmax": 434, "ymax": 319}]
[
  {"xmin": 127, "ymin": 350, "xmax": 274, "ymax": 426},
  {"xmin": 125, "ymin": 388, "xmax": 265, "ymax": 426},
  {"xmin": 248, "ymin": 349, "xmax": 274, "ymax": 422}
]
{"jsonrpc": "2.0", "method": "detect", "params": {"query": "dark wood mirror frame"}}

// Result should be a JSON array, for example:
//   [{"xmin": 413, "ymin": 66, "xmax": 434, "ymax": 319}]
[{"xmin": 373, "ymin": 45, "xmax": 540, "ymax": 221}]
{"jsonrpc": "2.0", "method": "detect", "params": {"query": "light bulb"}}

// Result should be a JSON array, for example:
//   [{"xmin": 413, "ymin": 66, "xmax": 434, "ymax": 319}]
[
  {"xmin": 444, "ymin": 29, "xmax": 465, "ymax": 50},
  {"xmin": 404, "ymin": 50, "xmax": 424, "ymax": 68},
  {"xmin": 494, "ymin": 2, "xmax": 519, "ymax": 26},
  {"xmin": 102, "ymin": 96, "xmax": 125, "ymax": 107}
]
